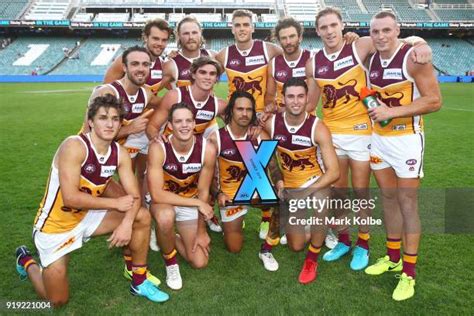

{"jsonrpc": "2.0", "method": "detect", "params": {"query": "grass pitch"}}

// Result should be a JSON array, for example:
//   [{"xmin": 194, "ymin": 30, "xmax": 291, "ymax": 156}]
[{"xmin": 0, "ymin": 82, "xmax": 473, "ymax": 314}]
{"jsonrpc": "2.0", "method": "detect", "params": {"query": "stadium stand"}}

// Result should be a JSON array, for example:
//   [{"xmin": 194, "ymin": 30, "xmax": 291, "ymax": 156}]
[
  {"xmin": 94, "ymin": 12, "xmax": 130, "ymax": 22},
  {"xmin": 434, "ymin": 0, "xmax": 468, "ymax": 4},
  {"xmin": 23, "ymin": 0, "xmax": 70, "ymax": 20},
  {"xmin": 433, "ymin": 9, "xmax": 473, "ymax": 21},
  {"xmin": 0, "ymin": 36, "xmax": 79, "ymax": 75},
  {"xmin": 0, "ymin": 0, "xmax": 29, "ymax": 19},
  {"xmin": 285, "ymin": 0, "xmax": 323, "ymax": 22},
  {"xmin": 131, "ymin": 12, "xmax": 166, "ymax": 22},
  {"xmin": 191, "ymin": 13, "xmax": 223, "ymax": 23},
  {"xmin": 71, "ymin": 12, "xmax": 94, "ymax": 22},
  {"xmin": 429, "ymin": 38, "xmax": 474, "ymax": 75}
]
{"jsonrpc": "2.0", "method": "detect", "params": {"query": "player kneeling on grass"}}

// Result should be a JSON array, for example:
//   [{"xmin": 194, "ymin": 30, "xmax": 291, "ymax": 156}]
[
  {"xmin": 15, "ymin": 95, "xmax": 169, "ymax": 306},
  {"xmin": 147, "ymin": 102, "xmax": 216, "ymax": 290},
  {"xmin": 208, "ymin": 91, "xmax": 280, "ymax": 271},
  {"xmin": 262, "ymin": 78, "xmax": 340, "ymax": 284}
]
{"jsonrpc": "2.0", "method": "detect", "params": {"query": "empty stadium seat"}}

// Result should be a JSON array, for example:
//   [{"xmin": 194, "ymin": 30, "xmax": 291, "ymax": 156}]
[{"xmin": 0, "ymin": 0, "xmax": 29, "ymax": 19}]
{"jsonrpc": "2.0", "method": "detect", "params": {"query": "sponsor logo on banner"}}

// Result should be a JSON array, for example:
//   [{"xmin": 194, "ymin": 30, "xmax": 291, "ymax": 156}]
[
  {"xmin": 245, "ymin": 55, "xmax": 265, "ymax": 66},
  {"xmin": 292, "ymin": 135, "xmax": 311, "ymax": 147},
  {"xmin": 151, "ymin": 70, "xmax": 162, "ymax": 79},
  {"xmin": 383, "ymin": 68, "xmax": 403, "ymax": 80},
  {"xmin": 183, "ymin": 163, "xmax": 202, "ymax": 174},
  {"xmin": 334, "ymin": 56, "xmax": 354, "ymax": 71},
  {"xmin": 195, "ymin": 110, "xmax": 214, "ymax": 120},
  {"xmin": 292, "ymin": 67, "xmax": 306, "ymax": 77},
  {"xmin": 100, "ymin": 165, "xmax": 116, "ymax": 178},
  {"xmin": 132, "ymin": 103, "xmax": 144, "ymax": 113}
]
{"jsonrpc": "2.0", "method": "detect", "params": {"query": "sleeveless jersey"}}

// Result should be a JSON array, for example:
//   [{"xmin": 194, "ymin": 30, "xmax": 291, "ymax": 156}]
[
  {"xmin": 368, "ymin": 43, "xmax": 422, "ymax": 136},
  {"xmin": 34, "ymin": 133, "xmax": 119, "ymax": 233},
  {"xmin": 225, "ymin": 40, "xmax": 269, "ymax": 113},
  {"xmin": 171, "ymin": 49, "xmax": 210, "ymax": 88},
  {"xmin": 313, "ymin": 42, "xmax": 371, "ymax": 135},
  {"xmin": 216, "ymin": 125, "xmax": 260, "ymax": 198},
  {"xmin": 161, "ymin": 135, "xmax": 205, "ymax": 198},
  {"xmin": 272, "ymin": 49, "xmax": 312, "ymax": 108},
  {"xmin": 109, "ymin": 80, "xmax": 148, "ymax": 123},
  {"xmin": 146, "ymin": 56, "xmax": 165, "ymax": 93},
  {"xmin": 271, "ymin": 112, "xmax": 323, "ymax": 188}
]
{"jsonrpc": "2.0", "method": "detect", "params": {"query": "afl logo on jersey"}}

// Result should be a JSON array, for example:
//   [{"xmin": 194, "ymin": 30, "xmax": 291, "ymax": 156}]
[
  {"xmin": 317, "ymin": 66, "xmax": 329, "ymax": 75},
  {"xmin": 180, "ymin": 69, "xmax": 191, "ymax": 77},
  {"xmin": 274, "ymin": 135, "xmax": 287, "ymax": 142},
  {"xmin": 230, "ymin": 59, "xmax": 241, "ymax": 66},
  {"xmin": 222, "ymin": 149, "xmax": 236, "ymax": 157},
  {"xmin": 369, "ymin": 71, "xmax": 379, "ymax": 79},
  {"xmin": 165, "ymin": 164, "xmax": 178, "ymax": 172},
  {"xmin": 84, "ymin": 164, "xmax": 96, "ymax": 174},
  {"xmin": 276, "ymin": 71, "xmax": 288, "ymax": 78}
]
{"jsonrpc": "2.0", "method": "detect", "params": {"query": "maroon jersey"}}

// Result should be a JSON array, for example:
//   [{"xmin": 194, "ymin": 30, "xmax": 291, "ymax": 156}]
[
  {"xmin": 216, "ymin": 125, "xmax": 259, "ymax": 197},
  {"xmin": 161, "ymin": 135, "xmax": 205, "ymax": 198},
  {"xmin": 272, "ymin": 49, "xmax": 312, "ymax": 107},
  {"xmin": 34, "ymin": 133, "xmax": 119, "ymax": 233},
  {"xmin": 109, "ymin": 80, "xmax": 148, "ymax": 122},
  {"xmin": 368, "ymin": 43, "xmax": 422, "ymax": 136},
  {"xmin": 171, "ymin": 49, "xmax": 210, "ymax": 87},
  {"xmin": 146, "ymin": 56, "xmax": 165, "ymax": 86},
  {"xmin": 271, "ymin": 112, "xmax": 323, "ymax": 187},
  {"xmin": 178, "ymin": 85, "xmax": 218, "ymax": 136},
  {"xmin": 224, "ymin": 40, "xmax": 269, "ymax": 112}
]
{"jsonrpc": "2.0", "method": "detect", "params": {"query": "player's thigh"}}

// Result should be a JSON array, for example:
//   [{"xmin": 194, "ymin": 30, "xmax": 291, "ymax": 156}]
[
  {"xmin": 349, "ymin": 158, "xmax": 371, "ymax": 189},
  {"xmin": 91, "ymin": 210, "xmax": 124, "ymax": 236},
  {"xmin": 373, "ymin": 168, "xmax": 399, "ymax": 201},
  {"xmin": 222, "ymin": 217, "xmax": 244, "ymax": 252},
  {"xmin": 42, "ymin": 255, "xmax": 70, "ymax": 306},
  {"xmin": 150, "ymin": 203, "xmax": 176, "ymax": 229},
  {"xmin": 176, "ymin": 220, "xmax": 208, "ymax": 267},
  {"xmin": 333, "ymin": 156, "xmax": 349, "ymax": 188}
]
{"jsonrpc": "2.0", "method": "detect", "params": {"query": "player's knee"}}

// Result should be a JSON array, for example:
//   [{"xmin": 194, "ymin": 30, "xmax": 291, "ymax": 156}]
[
  {"xmin": 287, "ymin": 240, "xmax": 305, "ymax": 252},
  {"xmin": 134, "ymin": 207, "xmax": 151, "ymax": 229},
  {"xmin": 155, "ymin": 209, "xmax": 174, "ymax": 231},
  {"xmin": 225, "ymin": 241, "xmax": 243, "ymax": 253},
  {"xmin": 190, "ymin": 256, "xmax": 208, "ymax": 269}
]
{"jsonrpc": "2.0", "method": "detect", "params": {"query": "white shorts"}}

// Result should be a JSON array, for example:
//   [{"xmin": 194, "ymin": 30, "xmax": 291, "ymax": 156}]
[
  {"xmin": 123, "ymin": 131, "xmax": 149, "ymax": 158},
  {"xmin": 370, "ymin": 133, "xmax": 424, "ymax": 178},
  {"xmin": 219, "ymin": 205, "xmax": 248, "ymax": 223},
  {"xmin": 33, "ymin": 210, "xmax": 107, "ymax": 267},
  {"xmin": 174, "ymin": 206, "xmax": 199, "ymax": 222},
  {"xmin": 332, "ymin": 134, "xmax": 371, "ymax": 162}
]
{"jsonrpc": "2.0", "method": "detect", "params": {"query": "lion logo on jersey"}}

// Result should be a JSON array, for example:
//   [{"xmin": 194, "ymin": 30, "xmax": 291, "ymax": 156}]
[
  {"xmin": 165, "ymin": 179, "xmax": 197, "ymax": 195},
  {"xmin": 279, "ymin": 152, "xmax": 314, "ymax": 171},
  {"xmin": 223, "ymin": 166, "xmax": 246, "ymax": 183},
  {"xmin": 322, "ymin": 79, "xmax": 359, "ymax": 108},
  {"xmin": 232, "ymin": 75, "xmax": 264, "ymax": 96},
  {"xmin": 376, "ymin": 91, "xmax": 404, "ymax": 108}
]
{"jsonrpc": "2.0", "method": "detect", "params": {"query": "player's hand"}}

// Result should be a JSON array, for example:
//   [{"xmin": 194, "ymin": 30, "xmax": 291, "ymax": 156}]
[
  {"xmin": 368, "ymin": 99, "xmax": 394, "ymax": 122},
  {"xmin": 192, "ymin": 231, "xmax": 211, "ymax": 257},
  {"xmin": 343, "ymin": 32, "xmax": 360, "ymax": 44},
  {"xmin": 107, "ymin": 222, "xmax": 132, "ymax": 248},
  {"xmin": 217, "ymin": 192, "xmax": 232, "ymax": 207},
  {"xmin": 248, "ymin": 125, "xmax": 262, "ymax": 141},
  {"xmin": 411, "ymin": 43, "xmax": 432, "ymax": 64},
  {"xmin": 197, "ymin": 201, "xmax": 214, "ymax": 220},
  {"xmin": 115, "ymin": 195, "xmax": 135, "ymax": 212},
  {"xmin": 167, "ymin": 50, "xmax": 179, "ymax": 59},
  {"xmin": 128, "ymin": 110, "xmax": 154, "ymax": 134},
  {"xmin": 276, "ymin": 180, "xmax": 285, "ymax": 200}
]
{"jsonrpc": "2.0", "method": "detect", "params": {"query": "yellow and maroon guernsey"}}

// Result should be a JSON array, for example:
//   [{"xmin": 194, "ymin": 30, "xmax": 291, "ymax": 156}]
[
  {"xmin": 271, "ymin": 112, "xmax": 324, "ymax": 188},
  {"xmin": 34, "ymin": 133, "xmax": 119, "ymax": 234},
  {"xmin": 164, "ymin": 86, "xmax": 219, "ymax": 137},
  {"xmin": 171, "ymin": 49, "xmax": 210, "ymax": 88},
  {"xmin": 216, "ymin": 125, "xmax": 260, "ymax": 198},
  {"xmin": 108, "ymin": 80, "xmax": 148, "ymax": 124},
  {"xmin": 368, "ymin": 43, "xmax": 422, "ymax": 136},
  {"xmin": 146, "ymin": 56, "xmax": 165, "ymax": 93},
  {"xmin": 225, "ymin": 40, "xmax": 269, "ymax": 113},
  {"xmin": 313, "ymin": 42, "xmax": 371, "ymax": 135},
  {"xmin": 161, "ymin": 135, "xmax": 205, "ymax": 198},
  {"xmin": 272, "ymin": 49, "xmax": 312, "ymax": 109}
]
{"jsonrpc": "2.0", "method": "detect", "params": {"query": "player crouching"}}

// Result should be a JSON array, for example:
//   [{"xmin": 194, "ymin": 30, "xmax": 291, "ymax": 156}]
[
  {"xmin": 147, "ymin": 103, "xmax": 216, "ymax": 290},
  {"xmin": 15, "ymin": 95, "xmax": 169, "ymax": 306}
]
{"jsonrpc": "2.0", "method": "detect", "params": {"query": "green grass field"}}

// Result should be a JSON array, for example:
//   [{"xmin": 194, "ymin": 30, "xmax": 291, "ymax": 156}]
[{"xmin": 1, "ymin": 82, "xmax": 473, "ymax": 314}]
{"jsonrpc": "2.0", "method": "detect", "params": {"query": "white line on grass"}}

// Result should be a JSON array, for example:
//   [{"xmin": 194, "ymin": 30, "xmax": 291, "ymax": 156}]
[
  {"xmin": 443, "ymin": 107, "xmax": 474, "ymax": 112},
  {"xmin": 20, "ymin": 88, "xmax": 94, "ymax": 94}
]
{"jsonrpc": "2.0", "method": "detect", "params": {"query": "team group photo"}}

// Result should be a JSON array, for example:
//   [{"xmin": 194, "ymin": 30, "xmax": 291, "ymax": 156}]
[{"xmin": 1, "ymin": 0, "xmax": 473, "ymax": 314}]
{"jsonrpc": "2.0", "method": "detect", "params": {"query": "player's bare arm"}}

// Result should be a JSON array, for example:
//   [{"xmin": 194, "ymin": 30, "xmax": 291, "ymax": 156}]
[
  {"xmin": 265, "ymin": 41, "xmax": 283, "ymax": 60},
  {"xmin": 146, "ymin": 89, "xmax": 178, "ymax": 140},
  {"xmin": 147, "ymin": 141, "xmax": 209, "ymax": 209},
  {"xmin": 310, "ymin": 121, "xmax": 340, "ymax": 190},
  {"xmin": 216, "ymin": 98, "xmax": 228, "ymax": 117},
  {"xmin": 57, "ymin": 138, "xmax": 134, "ymax": 212},
  {"xmin": 215, "ymin": 47, "xmax": 226, "ymax": 69},
  {"xmin": 160, "ymin": 59, "xmax": 177, "ymax": 90},
  {"xmin": 196, "ymin": 141, "xmax": 217, "ymax": 219},
  {"xmin": 264, "ymin": 59, "xmax": 277, "ymax": 113},
  {"xmin": 103, "ymin": 56, "xmax": 125, "ymax": 84},
  {"xmin": 369, "ymin": 60, "xmax": 441, "ymax": 123},
  {"xmin": 305, "ymin": 57, "xmax": 321, "ymax": 113}
]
